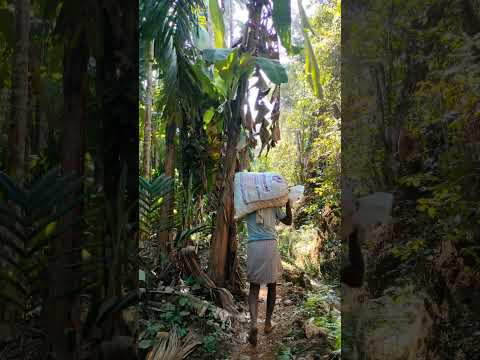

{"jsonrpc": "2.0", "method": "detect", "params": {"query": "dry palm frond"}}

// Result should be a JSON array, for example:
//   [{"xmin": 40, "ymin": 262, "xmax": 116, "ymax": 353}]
[
  {"xmin": 178, "ymin": 246, "xmax": 238, "ymax": 313},
  {"xmin": 146, "ymin": 327, "xmax": 201, "ymax": 360}
]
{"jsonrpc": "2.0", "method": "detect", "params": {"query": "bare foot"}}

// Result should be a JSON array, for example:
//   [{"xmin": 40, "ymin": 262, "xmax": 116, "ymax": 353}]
[
  {"xmin": 248, "ymin": 327, "xmax": 258, "ymax": 347},
  {"xmin": 264, "ymin": 322, "xmax": 275, "ymax": 334}
]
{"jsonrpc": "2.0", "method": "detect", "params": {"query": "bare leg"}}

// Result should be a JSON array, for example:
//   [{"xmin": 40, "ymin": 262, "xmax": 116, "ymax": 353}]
[
  {"xmin": 248, "ymin": 283, "xmax": 260, "ymax": 346},
  {"xmin": 265, "ymin": 282, "xmax": 276, "ymax": 333}
]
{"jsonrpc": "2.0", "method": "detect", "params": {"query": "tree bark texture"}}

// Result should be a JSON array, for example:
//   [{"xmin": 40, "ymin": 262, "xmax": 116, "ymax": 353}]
[
  {"xmin": 143, "ymin": 40, "xmax": 154, "ymax": 178},
  {"xmin": 7, "ymin": 0, "xmax": 30, "ymax": 178},
  {"xmin": 1, "ymin": 0, "xmax": 30, "ymax": 340},
  {"xmin": 158, "ymin": 119, "xmax": 176, "ymax": 256},
  {"xmin": 47, "ymin": 8, "xmax": 88, "ymax": 359},
  {"xmin": 99, "ymin": 0, "xmax": 139, "ymax": 340},
  {"xmin": 208, "ymin": 1, "xmax": 262, "ymax": 288}
]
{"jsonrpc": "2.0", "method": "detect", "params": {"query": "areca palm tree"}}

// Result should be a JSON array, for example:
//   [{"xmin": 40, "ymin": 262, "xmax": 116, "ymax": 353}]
[
  {"xmin": 140, "ymin": 0, "xmax": 214, "ymax": 254},
  {"xmin": 7, "ymin": 0, "xmax": 30, "ymax": 179}
]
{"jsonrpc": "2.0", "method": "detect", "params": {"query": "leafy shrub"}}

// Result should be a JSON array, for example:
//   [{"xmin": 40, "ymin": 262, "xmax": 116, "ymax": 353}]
[{"xmin": 201, "ymin": 334, "xmax": 218, "ymax": 354}]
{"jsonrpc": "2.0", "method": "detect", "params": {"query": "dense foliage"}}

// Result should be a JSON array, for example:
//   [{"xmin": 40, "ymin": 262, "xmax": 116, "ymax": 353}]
[
  {"xmin": 253, "ymin": 0, "xmax": 341, "ymax": 280},
  {"xmin": 342, "ymin": 0, "xmax": 480, "ymax": 357}
]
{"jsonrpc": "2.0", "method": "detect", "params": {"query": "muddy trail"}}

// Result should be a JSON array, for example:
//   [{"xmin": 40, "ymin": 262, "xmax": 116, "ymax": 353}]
[
  {"xmin": 225, "ymin": 270, "xmax": 339, "ymax": 360},
  {"xmin": 146, "ymin": 244, "xmax": 340, "ymax": 360},
  {"xmin": 231, "ymin": 284, "xmax": 299, "ymax": 360}
]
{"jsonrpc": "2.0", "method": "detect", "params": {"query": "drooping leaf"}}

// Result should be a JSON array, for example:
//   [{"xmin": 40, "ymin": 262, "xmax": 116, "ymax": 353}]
[
  {"xmin": 272, "ymin": 0, "xmax": 292, "ymax": 53},
  {"xmin": 236, "ymin": 129, "xmax": 248, "ymax": 151},
  {"xmin": 254, "ymin": 71, "xmax": 270, "ymax": 92},
  {"xmin": 203, "ymin": 107, "xmax": 215, "ymax": 128},
  {"xmin": 303, "ymin": 32, "xmax": 323, "ymax": 99},
  {"xmin": 208, "ymin": 0, "xmax": 226, "ymax": 48},
  {"xmin": 297, "ymin": 0, "xmax": 323, "ymax": 99},
  {"xmin": 244, "ymin": 103, "xmax": 254, "ymax": 130},
  {"xmin": 255, "ymin": 100, "xmax": 270, "ymax": 120},
  {"xmin": 272, "ymin": 122, "xmax": 281, "ymax": 142},
  {"xmin": 40, "ymin": 0, "xmax": 62, "ymax": 21},
  {"xmin": 239, "ymin": 53, "xmax": 254, "ymax": 74},
  {"xmin": 194, "ymin": 25, "xmax": 212, "ymax": 49},
  {"xmin": 255, "ymin": 114, "xmax": 265, "ymax": 125},
  {"xmin": 297, "ymin": 0, "xmax": 317, "ymax": 36},
  {"xmin": 259, "ymin": 123, "xmax": 271, "ymax": 155},
  {"xmin": 202, "ymin": 48, "xmax": 234, "ymax": 63},
  {"xmin": 253, "ymin": 57, "xmax": 288, "ymax": 85}
]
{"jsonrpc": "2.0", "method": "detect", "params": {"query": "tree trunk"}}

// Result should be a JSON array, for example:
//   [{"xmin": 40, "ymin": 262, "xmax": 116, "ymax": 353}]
[
  {"xmin": 1, "ymin": 0, "xmax": 30, "ymax": 340},
  {"xmin": 208, "ymin": 0, "xmax": 262, "ymax": 288},
  {"xmin": 7, "ymin": 0, "xmax": 30, "ymax": 178},
  {"xmin": 99, "ymin": 0, "xmax": 139, "ymax": 340},
  {"xmin": 26, "ymin": 83, "xmax": 33, "ymax": 161},
  {"xmin": 208, "ymin": 132, "xmax": 239, "ymax": 286},
  {"xmin": 29, "ymin": 41, "xmax": 43, "ymax": 155},
  {"xmin": 36, "ymin": 93, "xmax": 48, "ymax": 152},
  {"xmin": 47, "ymin": 10, "xmax": 88, "ymax": 359},
  {"xmin": 295, "ymin": 130, "xmax": 305, "ymax": 183},
  {"xmin": 143, "ymin": 40, "xmax": 154, "ymax": 178},
  {"xmin": 158, "ymin": 119, "xmax": 176, "ymax": 256}
]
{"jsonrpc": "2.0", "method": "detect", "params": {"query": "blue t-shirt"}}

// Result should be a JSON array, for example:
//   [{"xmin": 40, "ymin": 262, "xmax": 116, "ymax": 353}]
[{"xmin": 246, "ymin": 207, "xmax": 286, "ymax": 242}]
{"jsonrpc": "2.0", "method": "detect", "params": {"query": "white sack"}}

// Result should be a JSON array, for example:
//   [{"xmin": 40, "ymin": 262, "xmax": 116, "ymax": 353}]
[
  {"xmin": 288, "ymin": 185, "xmax": 305, "ymax": 208},
  {"xmin": 234, "ymin": 172, "xmax": 289, "ymax": 220}
]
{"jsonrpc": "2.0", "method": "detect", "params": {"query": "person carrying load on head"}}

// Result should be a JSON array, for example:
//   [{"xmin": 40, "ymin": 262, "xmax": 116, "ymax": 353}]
[{"xmin": 245, "ymin": 200, "xmax": 292, "ymax": 347}]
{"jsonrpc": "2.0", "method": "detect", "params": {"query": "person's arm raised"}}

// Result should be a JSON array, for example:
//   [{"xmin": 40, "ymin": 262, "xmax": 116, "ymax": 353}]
[{"xmin": 280, "ymin": 201, "xmax": 293, "ymax": 225}]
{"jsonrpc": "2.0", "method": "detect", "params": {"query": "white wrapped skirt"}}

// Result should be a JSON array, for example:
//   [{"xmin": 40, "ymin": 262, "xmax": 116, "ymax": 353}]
[{"xmin": 247, "ymin": 240, "xmax": 283, "ymax": 285}]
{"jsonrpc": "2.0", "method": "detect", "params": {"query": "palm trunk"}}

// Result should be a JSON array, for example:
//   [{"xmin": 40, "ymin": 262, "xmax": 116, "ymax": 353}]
[
  {"xmin": 158, "ymin": 119, "xmax": 176, "ymax": 256},
  {"xmin": 7, "ymin": 0, "xmax": 30, "ymax": 178},
  {"xmin": 1, "ymin": 0, "xmax": 30, "ymax": 339},
  {"xmin": 100, "ymin": 0, "xmax": 139, "ymax": 340},
  {"xmin": 29, "ymin": 42, "xmax": 42, "ymax": 155},
  {"xmin": 47, "ymin": 12, "xmax": 88, "ymax": 360},
  {"xmin": 143, "ymin": 40, "xmax": 154, "ymax": 178},
  {"xmin": 26, "ymin": 85, "xmax": 33, "ymax": 160},
  {"xmin": 36, "ymin": 95, "xmax": 48, "ymax": 152}
]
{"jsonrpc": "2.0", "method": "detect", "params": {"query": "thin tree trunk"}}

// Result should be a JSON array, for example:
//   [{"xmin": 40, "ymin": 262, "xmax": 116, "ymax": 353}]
[
  {"xmin": 295, "ymin": 130, "xmax": 306, "ymax": 183},
  {"xmin": 7, "ymin": 0, "xmax": 30, "ymax": 178},
  {"xmin": 36, "ymin": 96, "xmax": 48, "ymax": 152},
  {"xmin": 143, "ymin": 40, "xmax": 154, "ymax": 178},
  {"xmin": 26, "ymin": 84, "xmax": 33, "ymax": 160},
  {"xmin": 29, "ymin": 42, "xmax": 42, "ymax": 155},
  {"xmin": 158, "ymin": 119, "xmax": 176, "ymax": 256},
  {"xmin": 48, "ymin": 11, "xmax": 88, "ymax": 359}
]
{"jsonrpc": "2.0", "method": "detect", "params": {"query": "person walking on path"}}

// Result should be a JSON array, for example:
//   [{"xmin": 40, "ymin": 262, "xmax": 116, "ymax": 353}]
[{"xmin": 245, "ymin": 201, "xmax": 292, "ymax": 347}]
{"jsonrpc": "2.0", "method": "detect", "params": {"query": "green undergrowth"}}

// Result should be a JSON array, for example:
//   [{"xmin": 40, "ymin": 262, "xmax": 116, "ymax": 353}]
[
  {"xmin": 304, "ymin": 284, "xmax": 341, "ymax": 351},
  {"xmin": 137, "ymin": 275, "xmax": 226, "ymax": 358},
  {"xmin": 276, "ymin": 283, "xmax": 341, "ymax": 359},
  {"xmin": 277, "ymin": 225, "xmax": 323, "ymax": 280}
]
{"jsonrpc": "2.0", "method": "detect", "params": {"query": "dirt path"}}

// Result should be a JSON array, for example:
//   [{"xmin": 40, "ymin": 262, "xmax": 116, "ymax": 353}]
[{"xmin": 229, "ymin": 282, "xmax": 302, "ymax": 360}]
